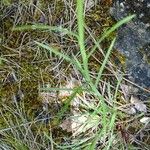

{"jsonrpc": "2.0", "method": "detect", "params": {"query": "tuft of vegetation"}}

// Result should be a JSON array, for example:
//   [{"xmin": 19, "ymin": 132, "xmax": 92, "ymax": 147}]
[{"xmin": 0, "ymin": 0, "xmax": 149, "ymax": 149}]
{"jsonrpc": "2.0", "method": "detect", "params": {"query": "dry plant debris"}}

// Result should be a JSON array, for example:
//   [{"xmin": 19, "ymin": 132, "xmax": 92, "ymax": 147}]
[{"xmin": 0, "ymin": 0, "xmax": 150, "ymax": 149}]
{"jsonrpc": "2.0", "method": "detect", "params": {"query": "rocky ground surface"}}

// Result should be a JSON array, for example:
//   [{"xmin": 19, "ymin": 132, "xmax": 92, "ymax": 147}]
[{"xmin": 110, "ymin": 0, "xmax": 150, "ymax": 100}]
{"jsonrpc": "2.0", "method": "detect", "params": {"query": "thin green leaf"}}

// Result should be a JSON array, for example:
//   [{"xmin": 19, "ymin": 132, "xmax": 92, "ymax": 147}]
[
  {"xmin": 95, "ymin": 38, "xmax": 116, "ymax": 87},
  {"xmin": 35, "ymin": 41, "xmax": 72, "ymax": 62},
  {"xmin": 105, "ymin": 112, "xmax": 116, "ymax": 150},
  {"xmin": 88, "ymin": 14, "xmax": 136, "ymax": 58},
  {"xmin": 54, "ymin": 86, "xmax": 83, "ymax": 125},
  {"xmin": 40, "ymin": 87, "xmax": 75, "ymax": 92},
  {"xmin": 77, "ymin": 0, "xmax": 88, "ymax": 72},
  {"xmin": 12, "ymin": 24, "xmax": 78, "ymax": 38}
]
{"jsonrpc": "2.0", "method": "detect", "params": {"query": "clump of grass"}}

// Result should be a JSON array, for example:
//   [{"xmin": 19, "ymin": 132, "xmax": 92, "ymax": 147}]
[
  {"xmin": 2, "ymin": 0, "xmax": 149, "ymax": 150},
  {"xmin": 33, "ymin": 1, "xmax": 134, "ymax": 149},
  {"xmin": 0, "ymin": 101, "xmax": 54, "ymax": 149}
]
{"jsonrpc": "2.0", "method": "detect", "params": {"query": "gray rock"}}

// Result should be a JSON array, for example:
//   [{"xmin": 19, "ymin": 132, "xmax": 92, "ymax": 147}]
[{"xmin": 110, "ymin": 0, "xmax": 150, "ymax": 100}]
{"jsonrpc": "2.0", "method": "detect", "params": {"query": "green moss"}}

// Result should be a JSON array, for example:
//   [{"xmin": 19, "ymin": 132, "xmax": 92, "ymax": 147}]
[
  {"xmin": 86, "ymin": 4, "xmax": 114, "ymax": 36},
  {"xmin": 0, "ymin": 0, "xmax": 127, "ymax": 147}
]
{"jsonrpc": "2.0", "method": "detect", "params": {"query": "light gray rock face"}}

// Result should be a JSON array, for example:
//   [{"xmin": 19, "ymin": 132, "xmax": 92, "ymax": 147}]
[{"xmin": 110, "ymin": 0, "xmax": 150, "ymax": 100}]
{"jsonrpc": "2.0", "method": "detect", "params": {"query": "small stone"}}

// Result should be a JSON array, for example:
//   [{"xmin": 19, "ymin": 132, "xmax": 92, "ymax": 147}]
[
  {"xmin": 124, "ymin": 107, "xmax": 137, "ymax": 115},
  {"xmin": 130, "ymin": 96, "xmax": 147, "ymax": 113},
  {"xmin": 140, "ymin": 117, "xmax": 150, "ymax": 124}
]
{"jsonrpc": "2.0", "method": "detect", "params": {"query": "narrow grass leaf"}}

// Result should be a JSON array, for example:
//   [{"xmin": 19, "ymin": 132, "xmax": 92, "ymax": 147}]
[
  {"xmin": 95, "ymin": 38, "xmax": 116, "ymax": 87},
  {"xmin": 88, "ymin": 14, "xmax": 136, "ymax": 58},
  {"xmin": 35, "ymin": 41, "xmax": 72, "ymax": 62},
  {"xmin": 72, "ymin": 55, "xmax": 84, "ymax": 73},
  {"xmin": 107, "ymin": 82, "xmax": 113, "ymax": 103},
  {"xmin": 105, "ymin": 111, "xmax": 117, "ymax": 150},
  {"xmin": 4, "ymin": 138, "xmax": 28, "ymax": 150},
  {"xmin": 12, "ymin": 25, "xmax": 78, "ymax": 38},
  {"xmin": 52, "ymin": 137, "xmax": 91, "ymax": 149},
  {"xmin": 43, "ymin": 132, "xmax": 54, "ymax": 150},
  {"xmin": 40, "ymin": 87, "xmax": 75, "ymax": 92},
  {"xmin": 77, "ymin": 0, "xmax": 88, "ymax": 70},
  {"xmin": 114, "ymin": 75, "xmax": 123, "ymax": 101},
  {"xmin": 54, "ymin": 86, "xmax": 83, "ymax": 124}
]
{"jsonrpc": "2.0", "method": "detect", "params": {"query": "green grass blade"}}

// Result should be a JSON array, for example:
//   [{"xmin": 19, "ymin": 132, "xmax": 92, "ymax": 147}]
[
  {"xmin": 35, "ymin": 41, "xmax": 72, "ymax": 62},
  {"xmin": 4, "ymin": 138, "xmax": 29, "ymax": 150},
  {"xmin": 12, "ymin": 24, "xmax": 78, "ymax": 38},
  {"xmin": 88, "ymin": 14, "xmax": 136, "ymax": 58},
  {"xmin": 114, "ymin": 75, "xmax": 123, "ymax": 101},
  {"xmin": 77, "ymin": 0, "xmax": 88, "ymax": 71},
  {"xmin": 95, "ymin": 38, "xmax": 116, "ymax": 87},
  {"xmin": 40, "ymin": 87, "xmax": 76, "ymax": 92},
  {"xmin": 105, "ymin": 112, "xmax": 116, "ymax": 150},
  {"xmin": 72, "ymin": 55, "xmax": 84, "ymax": 73},
  {"xmin": 53, "ymin": 86, "xmax": 83, "ymax": 125}
]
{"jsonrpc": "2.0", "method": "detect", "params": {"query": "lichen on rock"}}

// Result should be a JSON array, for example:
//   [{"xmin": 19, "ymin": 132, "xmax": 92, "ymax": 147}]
[{"xmin": 110, "ymin": 0, "xmax": 150, "ymax": 100}]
